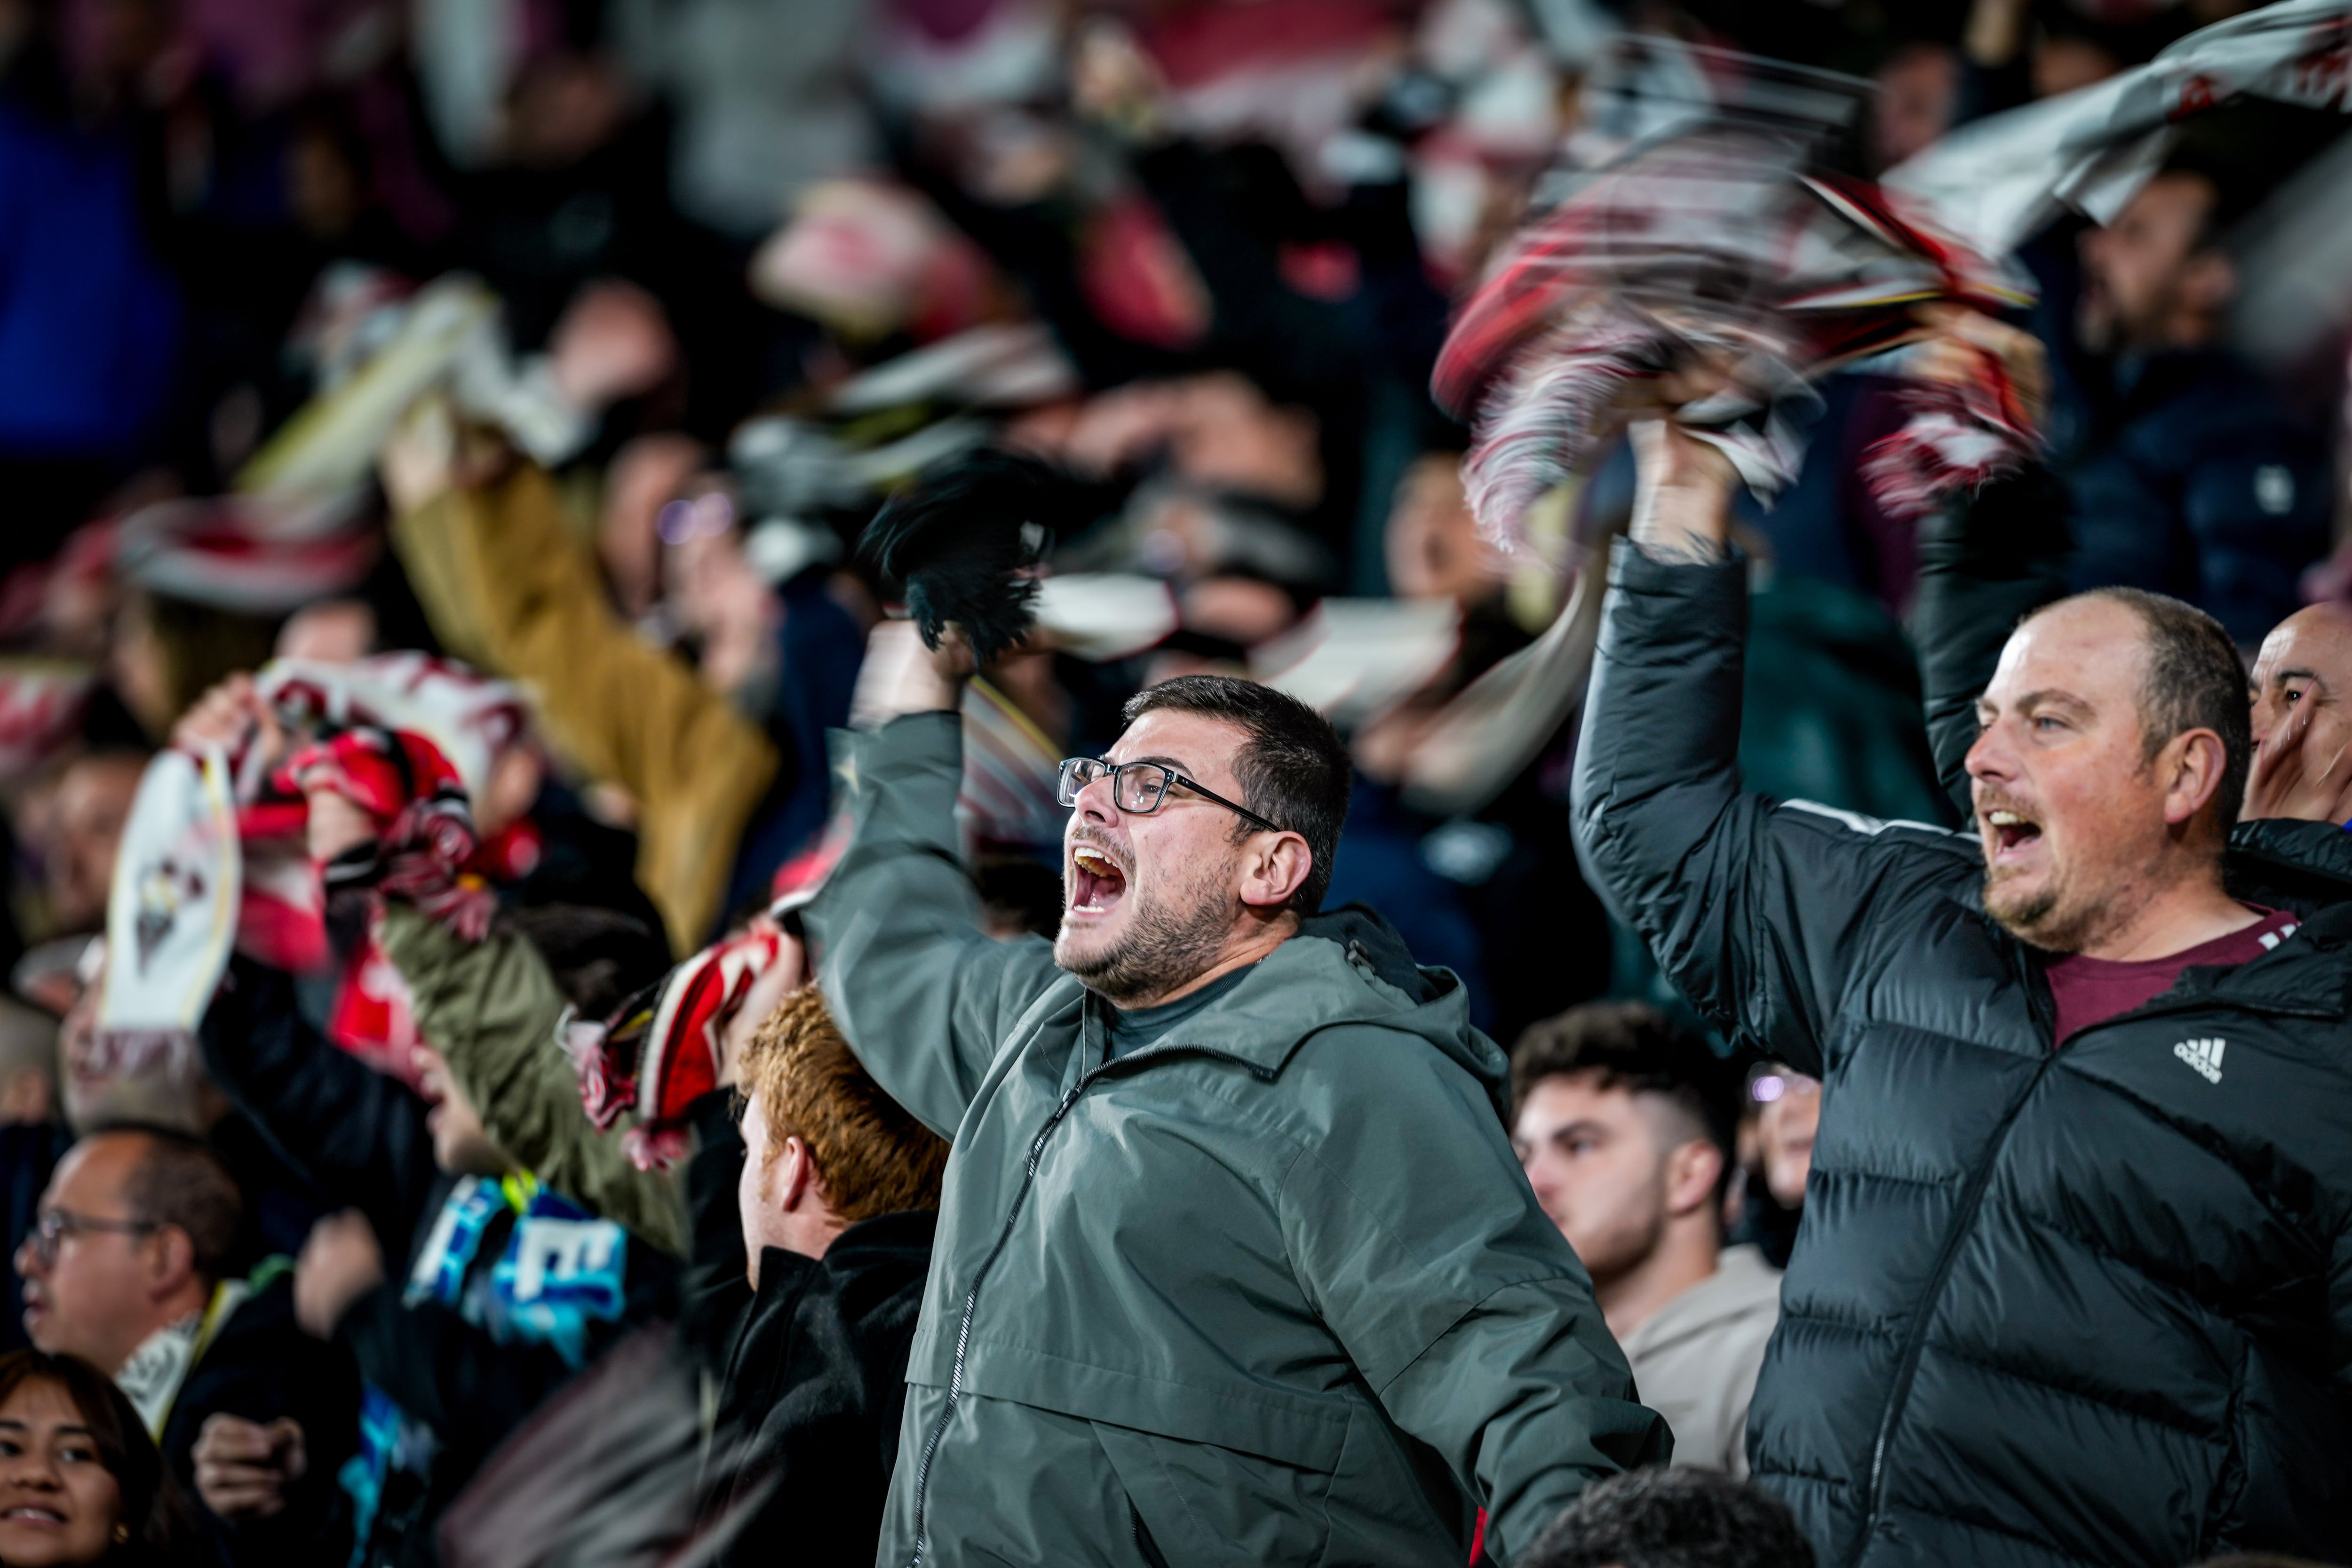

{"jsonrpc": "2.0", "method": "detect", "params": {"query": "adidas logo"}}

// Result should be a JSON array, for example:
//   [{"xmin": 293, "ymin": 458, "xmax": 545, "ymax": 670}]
[{"xmin": 2173, "ymin": 1037, "xmax": 2226, "ymax": 1084}]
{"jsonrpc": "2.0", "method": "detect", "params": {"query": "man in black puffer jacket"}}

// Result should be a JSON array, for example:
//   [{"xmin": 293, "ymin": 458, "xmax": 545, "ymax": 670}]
[{"xmin": 1574, "ymin": 407, "xmax": 2352, "ymax": 1568}]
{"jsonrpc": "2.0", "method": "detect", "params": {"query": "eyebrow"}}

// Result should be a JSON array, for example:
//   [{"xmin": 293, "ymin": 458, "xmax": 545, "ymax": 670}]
[
  {"xmin": 1116, "ymin": 753, "xmax": 1196, "ymax": 775},
  {"xmin": 2268, "ymin": 667, "xmax": 2323, "ymax": 685},
  {"xmin": 1979, "ymin": 688, "xmax": 2095, "ymax": 717}
]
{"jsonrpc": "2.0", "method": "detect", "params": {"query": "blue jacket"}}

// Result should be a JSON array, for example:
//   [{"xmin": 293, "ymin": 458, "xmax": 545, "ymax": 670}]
[{"xmin": 0, "ymin": 101, "xmax": 181, "ymax": 456}]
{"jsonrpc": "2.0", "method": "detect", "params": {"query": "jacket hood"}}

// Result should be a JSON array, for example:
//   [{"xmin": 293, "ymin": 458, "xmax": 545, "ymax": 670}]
[{"xmin": 1114, "ymin": 902, "xmax": 1512, "ymax": 1119}]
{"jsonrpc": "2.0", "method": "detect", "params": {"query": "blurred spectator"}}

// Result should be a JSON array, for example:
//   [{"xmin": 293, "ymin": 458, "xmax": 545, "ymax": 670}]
[
  {"xmin": 1511, "ymin": 1003, "xmax": 1779, "ymax": 1477},
  {"xmin": 685, "ymin": 980, "xmax": 946, "ymax": 1568},
  {"xmin": 374, "ymin": 895, "xmax": 682, "ymax": 1252},
  {"xmin": 1725, "ymin": 1061, "xmax": 1817, "ymax": 1271},
  {"xmin": 1521, "ymin": 1466, "xmax": 1816, "ymax": 1568},
  {"xmin": 0, "ymin": 1346, "xmax": 204, "ymax": 1567},
  {"xmin": 197, "ymin": 961, "xmax": 676, "ymax": 1567},
  {"xmin": 2061, "ymin": 147, "xmax": 2333, "ymax": 645},
  {"xmin": 15, "ymin": 1128, "xmax": 358, "ymax": 1565},
  {"xmin": 40, "ymin": 752, "xmax": 148, "ymax": 939},
  {"xmin": 0, "ymin": 11, "xmax": 183, "ymax": 566},
  {"xmin": 1868, "ymin": 41, "xmax": 1958, "ymax": 174}
]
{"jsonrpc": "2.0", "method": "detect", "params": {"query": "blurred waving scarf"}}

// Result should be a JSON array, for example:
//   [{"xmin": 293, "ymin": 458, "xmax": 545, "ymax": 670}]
[
  {"xmin": 581, "ymin": 930, "xmax": 786, "ymax": 1171},
  {"xmin": 1888, "ymin": 0, "xmax": 2352, "ymax": 259},
  {"xmin": 1432, "ymin": 123, "xmax": 2031, "ymax": 550},
  {"xmin": 95, "ymin": 749, "xmax": 242, "ymax": 1079},
  {"xmin": 97, "ymin": 657, "xmax": 532, "ymax": 1082}
]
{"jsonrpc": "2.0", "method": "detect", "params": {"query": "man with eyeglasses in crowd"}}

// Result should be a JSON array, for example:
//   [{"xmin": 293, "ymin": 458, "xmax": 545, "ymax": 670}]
[
  {"xmin": 806, "ymin": 653, "xmax": 1667, "ymax": 1568},
  {"xmin": 16, "ymin": 1127, "xmax": 359, "ymax": 1565}
]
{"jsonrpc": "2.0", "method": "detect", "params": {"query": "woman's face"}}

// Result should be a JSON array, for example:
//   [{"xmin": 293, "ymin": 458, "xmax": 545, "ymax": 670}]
[{"xmin": 0, "ymin": 1378, "xmax": 124, "ymax": 1566}]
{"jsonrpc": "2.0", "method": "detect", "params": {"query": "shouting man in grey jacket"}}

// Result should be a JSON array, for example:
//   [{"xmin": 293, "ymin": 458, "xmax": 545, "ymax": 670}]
[{"xmin": 805, "ymin": 643, "xmax": 1667, "ymax": 1567}]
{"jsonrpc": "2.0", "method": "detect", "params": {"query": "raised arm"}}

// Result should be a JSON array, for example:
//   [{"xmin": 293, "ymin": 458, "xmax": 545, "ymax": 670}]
[
  {"xmin": 1573, "ymin": 420, "xmax": 1974, "ymax": 1075},
  {"xmin": 803, "ymin": 633, "xmax": 1064, "ymax": 1139},
  {"xmin": 1911, "ymin": 465, "xmax": 2072, "ymax": 820},
  {"xmin": 384, "ymin": 424, "xmax": 777, "ymax": 954},
  {"xmin": 199, "ymin": 961, "xmax": 443, "ymax": 1255},
  {"xmin": 805, "ymin": 709, "xmax": 1064, "ymax": 1139},
  {"xmin": 376, "ymin": 902, "xmax": 689, "ymax": 1256}
]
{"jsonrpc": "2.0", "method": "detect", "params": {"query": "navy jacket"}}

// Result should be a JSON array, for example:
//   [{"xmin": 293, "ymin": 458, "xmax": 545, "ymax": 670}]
[{"xmin": 2060, "ymin": 349, "xmax": 2330, "ymax": 646}]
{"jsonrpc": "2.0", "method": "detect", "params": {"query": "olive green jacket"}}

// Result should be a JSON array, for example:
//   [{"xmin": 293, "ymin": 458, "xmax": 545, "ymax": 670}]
[
  {"xmin": 808, "ymin": 713, "xmax": 1667, "ymax": 1567},
  {"xmin": 378, "ymin": 902, "xmax": 689, "ymax": 1257}
]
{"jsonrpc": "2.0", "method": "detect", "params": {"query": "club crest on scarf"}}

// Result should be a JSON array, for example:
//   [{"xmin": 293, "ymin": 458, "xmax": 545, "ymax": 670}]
[{"xmin": 97, "ymin": 748, "xmax": 240, "ymax": 1076}]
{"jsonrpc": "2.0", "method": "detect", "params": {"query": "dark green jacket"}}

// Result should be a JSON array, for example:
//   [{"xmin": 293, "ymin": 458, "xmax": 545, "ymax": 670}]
[{"xmin": 807, "ymin": 712, "xmax": 1667, "ymax": 1567}]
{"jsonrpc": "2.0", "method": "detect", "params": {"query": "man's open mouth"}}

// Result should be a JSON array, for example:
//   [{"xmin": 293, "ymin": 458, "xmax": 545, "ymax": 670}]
[
  {"xmin": 1986, "ymin": 809, "xmax": 2043, "ymax": 859},
  {"xmin": 1070, "ymin": 846, "xmax": 1128, "ymax": 915}
]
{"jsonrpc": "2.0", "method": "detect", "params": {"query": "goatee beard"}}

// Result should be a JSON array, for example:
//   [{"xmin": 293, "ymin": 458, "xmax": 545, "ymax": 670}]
[
  {"xmin": 1056, "ymin": 862, "xmax": 1232, "ymax": 1005},
  {"xmin": 1982, "ymin": 866, "xmax": 2111, "ymax": 955}
]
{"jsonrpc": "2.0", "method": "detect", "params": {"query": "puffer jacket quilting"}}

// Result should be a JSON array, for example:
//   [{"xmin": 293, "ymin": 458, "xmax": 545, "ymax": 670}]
[{"xmin": 1574, "ymin": 541, "xmax": 2352, "ymax": 1568}]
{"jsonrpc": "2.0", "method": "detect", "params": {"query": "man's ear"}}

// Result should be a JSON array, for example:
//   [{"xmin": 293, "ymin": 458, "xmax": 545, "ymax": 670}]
[
  {"xmin": 2161, "ymin": 728, "xmax": 2229, "ymax": 828},
  {"xmin": 147, "ymin": 1225, "xmax": 198, "ymax": 1297},
  {"xmin": 1238, "ymin": 832, "xmax": 1313, "ymax": 913},
  {"xmin": 1665, "ymin": 1139, "xmax": 1724, "ymax": 1220},
  {"xmin": 776, "ymin": 1136, "xmax": 817, "ymax": 1213}
]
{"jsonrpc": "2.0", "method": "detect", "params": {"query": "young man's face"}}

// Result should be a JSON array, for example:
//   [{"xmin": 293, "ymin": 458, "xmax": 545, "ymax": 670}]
[
  {"xmin": 1967, "ymin": 599, "xmax": 2199, "ymax": 954},
  {"xmin": 1055, "ymin": 709, "xmax": 1268, "ymax": 1003},
  {"xmin": 1512, "ymin": 1074, "xmax": 1686, "ymax": 1289}
]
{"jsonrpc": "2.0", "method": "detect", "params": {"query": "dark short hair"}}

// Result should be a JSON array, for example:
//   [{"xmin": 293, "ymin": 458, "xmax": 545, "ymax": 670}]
[
  {"xmin": 1121, "ymin": 675, "xmax": 1351, "ymax": 914},
  {"xmin": 502, "ymin": 905, "xmax": 675, "ymax": 1021},
  {"xmin": 2064, "ymin": 588, "xmax": 2250, "ymax": 836},
  {"xmin": 1522, "ymin": 1467, "xmax": 1815, "ymax": 1568},
  {"xmin": 739, "ymin": 985, "xmax": 949, "ymax": 1224},
  {"xmin": 0, "ymin": 1349, "xmax": 202, "ymax": 1563},
  {"xmin": 104, "ymin": 1128, "xmax": 242, "ymax": 1285},
  {"xmin": 1510, "ymin": 1003, "xmax": 1743, "ymax": 1178}
]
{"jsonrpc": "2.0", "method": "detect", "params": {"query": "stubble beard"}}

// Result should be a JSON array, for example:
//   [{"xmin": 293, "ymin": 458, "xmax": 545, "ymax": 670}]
[
  {"xmin": 1983, "ymin": 854, "xmax": 2143, "ymax": 956},
  {"xmin": 1054, "ymin": 848, "xmax": 1237, "ymax": 1005}
]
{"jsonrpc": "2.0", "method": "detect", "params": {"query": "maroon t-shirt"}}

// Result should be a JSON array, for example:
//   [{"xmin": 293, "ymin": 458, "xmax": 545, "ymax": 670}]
[{"xmin": 2046, "ymin": 906, "xmax": 2301, "ymax": 1046}]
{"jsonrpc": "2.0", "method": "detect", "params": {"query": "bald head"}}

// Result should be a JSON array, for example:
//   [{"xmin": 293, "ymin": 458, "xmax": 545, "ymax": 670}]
[{"xmin": 2248, "ymin": 602, "xmax": 2352, "ymax": 824}]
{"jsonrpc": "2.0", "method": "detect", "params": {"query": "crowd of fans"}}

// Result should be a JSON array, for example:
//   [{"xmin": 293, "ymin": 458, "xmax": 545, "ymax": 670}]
[{"xmin": 1, "ymin": 0, "xmax": 2350, "ymax": 1563}]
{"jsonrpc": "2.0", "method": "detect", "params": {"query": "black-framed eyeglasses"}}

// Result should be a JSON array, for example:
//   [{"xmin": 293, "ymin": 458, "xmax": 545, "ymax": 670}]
[
  {"xmin": 26, "ymin": 1210, "xmax": 158, "ymax": 1268},
  {"xmin": 1057, "ymin": 758, "xmax": 1286, "ymax": 836}
]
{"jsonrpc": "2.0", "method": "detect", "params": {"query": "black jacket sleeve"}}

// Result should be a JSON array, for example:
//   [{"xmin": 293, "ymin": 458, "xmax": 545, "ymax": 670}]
[
  {"xmin": 200, "ymin": 960, "xmax": 441, "ymax": 1254},
  {"xmin": 164, "ymin": 1277, "xmax": 361, "ymax": 1568},
  {"xmin": 681, "ymin": 1092, "xmax": 750, "ymax": 1378},
  {"xmin": 1572, "ymin": 541, "xmax": 1980, "ymax": 1075},
  {"xmin": 1909, "ymin": 465, "xmax": 2073, "ymax": 820}
]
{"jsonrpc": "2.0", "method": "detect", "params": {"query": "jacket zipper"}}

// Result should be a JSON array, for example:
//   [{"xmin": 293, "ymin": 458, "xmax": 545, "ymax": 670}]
[
  {"xmin": 904, "ymin": 1001, "xmax": 1274, "ymax": 1567},
  {"xmin": 1844, "ymin": 944, "xmax": 2338, "ymax": 1564},
  {"xmin": 905, "ymin": 1070, "xmax": 1088, "ymax": 1568},
  {"xmin": 1846, "ymin": 959, "xmax": 2060, "ymax": 1567}
]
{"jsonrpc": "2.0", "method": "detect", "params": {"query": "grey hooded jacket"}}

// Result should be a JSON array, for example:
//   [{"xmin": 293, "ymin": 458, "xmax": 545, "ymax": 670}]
[{"xmin": 806, "ymin": 711, "xmax": 1668, "ymax": 1567}]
